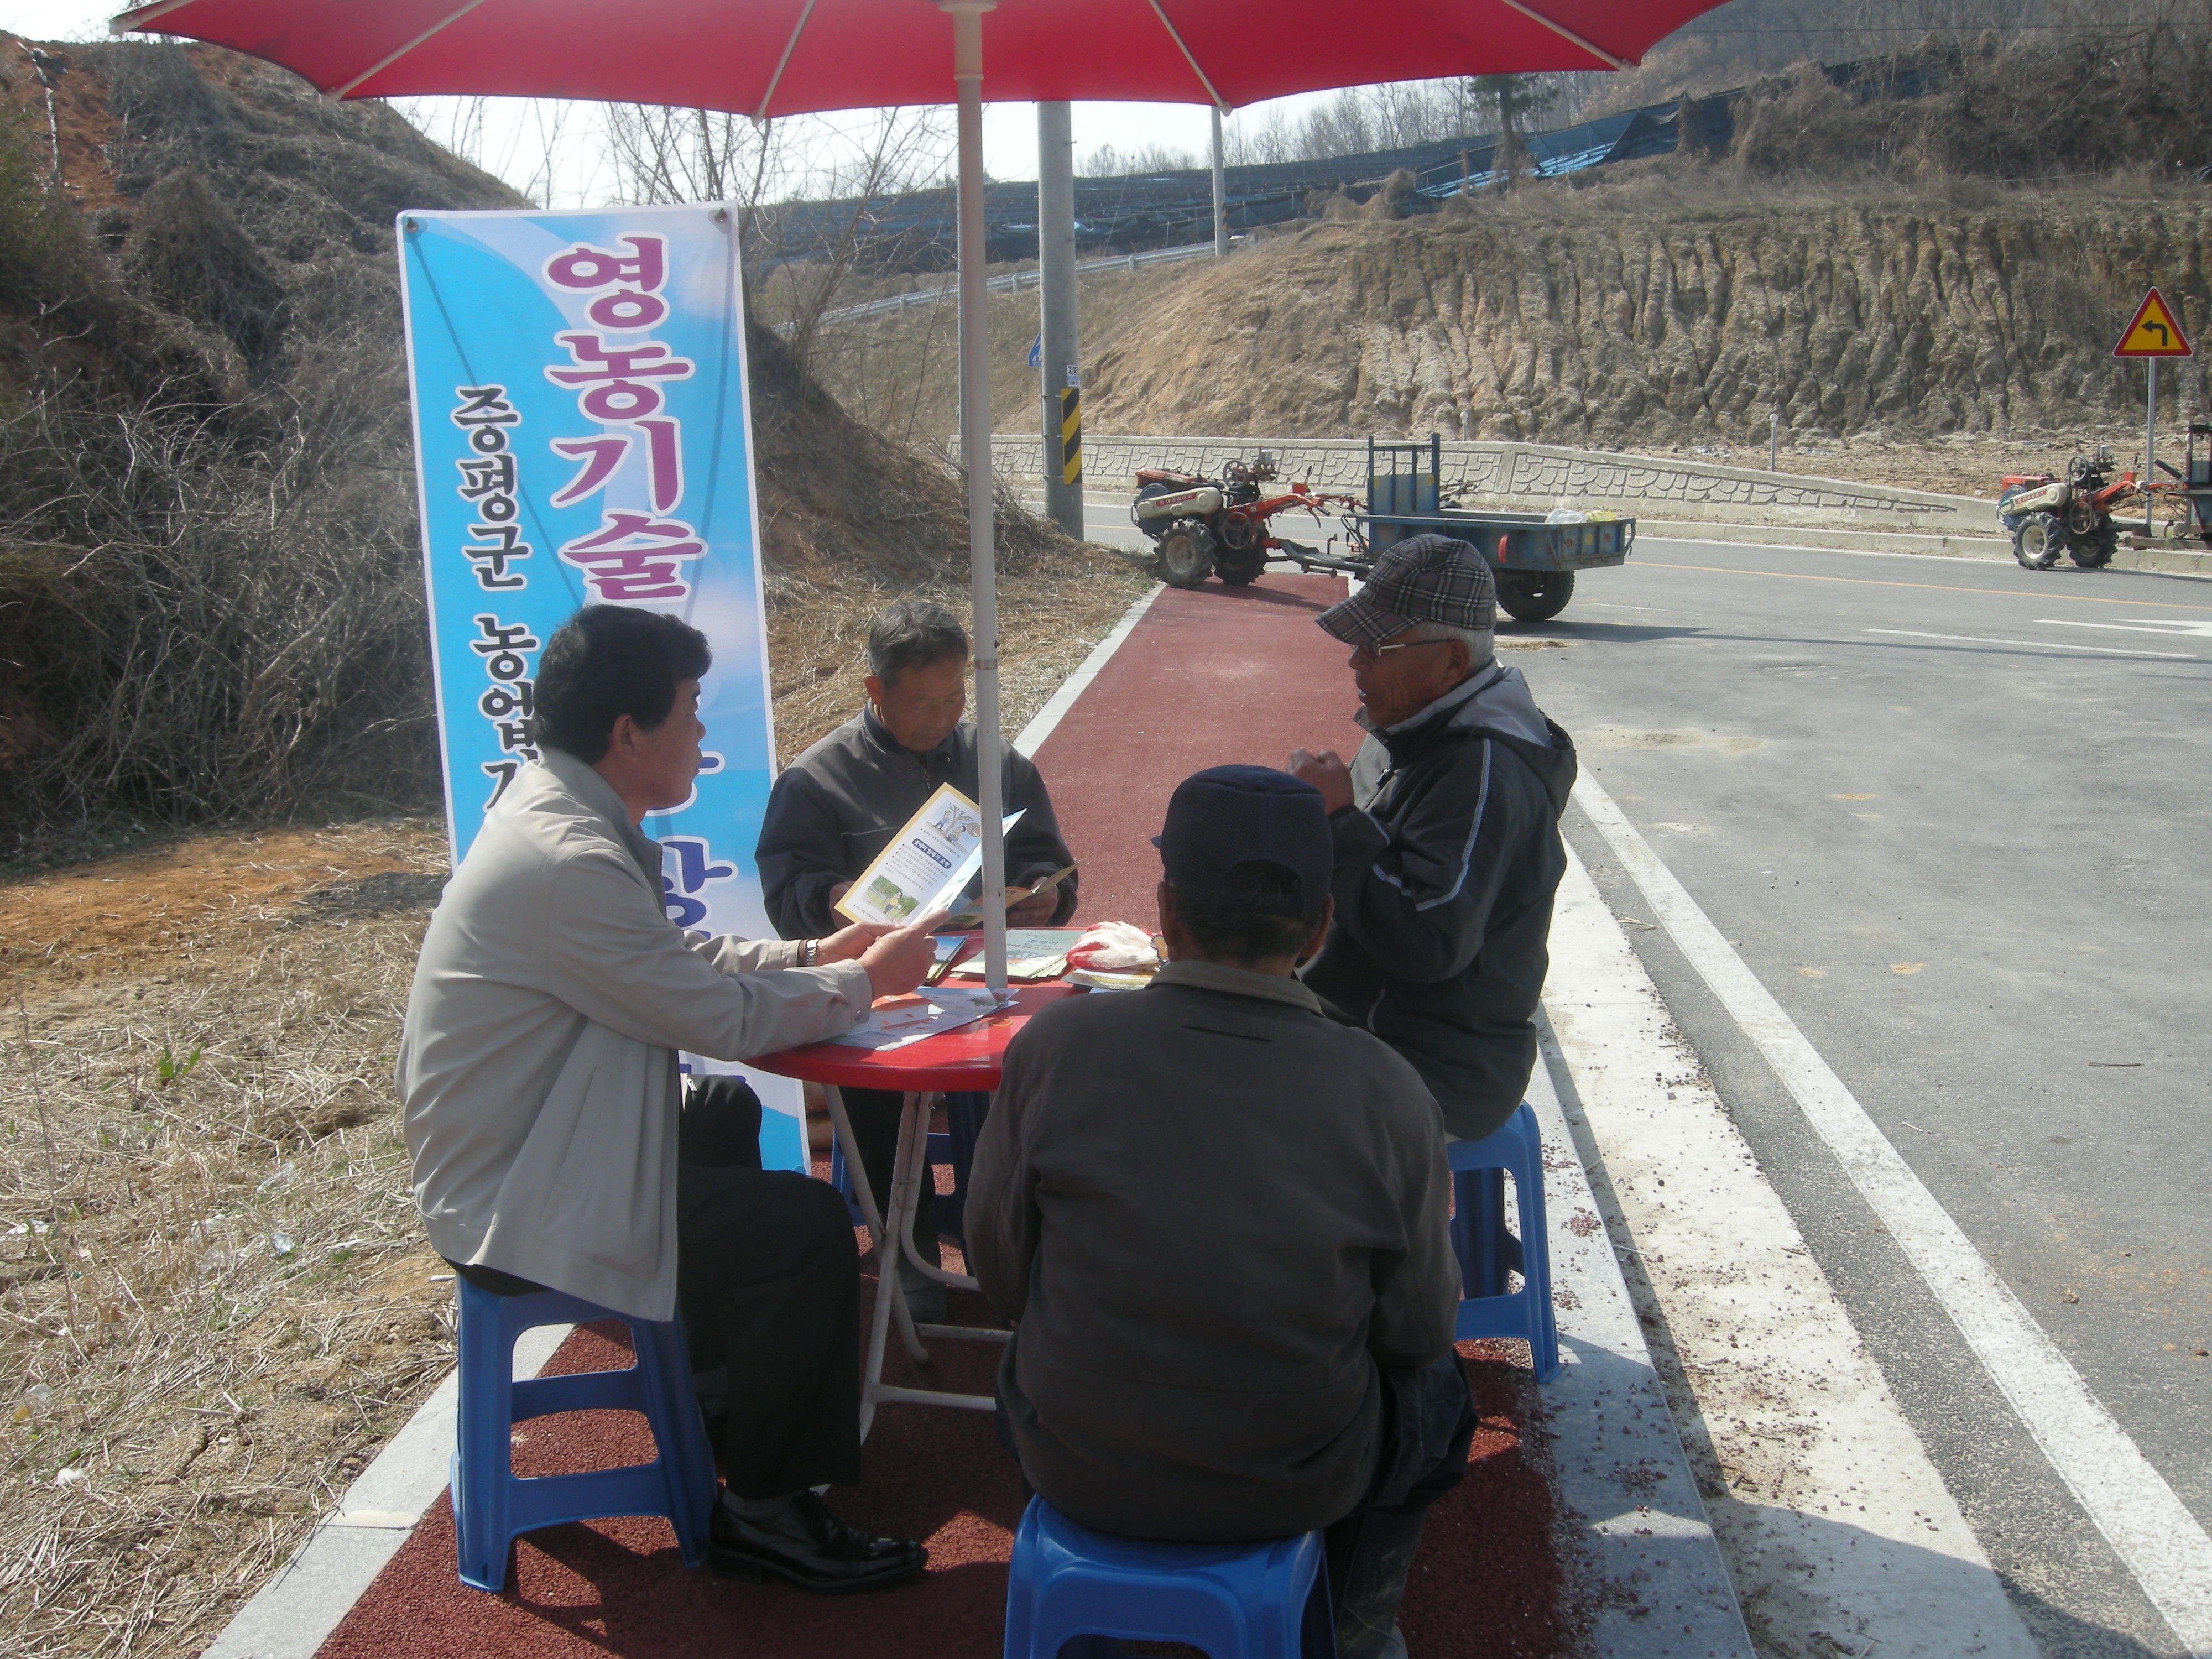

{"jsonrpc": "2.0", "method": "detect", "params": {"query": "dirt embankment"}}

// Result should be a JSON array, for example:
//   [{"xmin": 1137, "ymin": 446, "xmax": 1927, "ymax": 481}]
[
  {"xmin": 1077, "ymin": 186, "xmax": 2212, "ymax": 447},
  {"xmin": 815, "ymin": 175, "xmax": 2212, "ymax": 470}
]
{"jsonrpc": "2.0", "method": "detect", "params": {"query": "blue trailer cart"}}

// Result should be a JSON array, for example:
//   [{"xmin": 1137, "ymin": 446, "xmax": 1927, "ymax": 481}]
[{"xmin": 1271, "ymin": 435, "xmax": 1634, "ymax": 622}]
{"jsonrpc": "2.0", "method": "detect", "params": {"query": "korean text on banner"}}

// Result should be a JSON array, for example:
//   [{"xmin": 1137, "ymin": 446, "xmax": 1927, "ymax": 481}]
[{"xmin": 396, "ymin": 204, "xmax": 811, "ymax": 1171}]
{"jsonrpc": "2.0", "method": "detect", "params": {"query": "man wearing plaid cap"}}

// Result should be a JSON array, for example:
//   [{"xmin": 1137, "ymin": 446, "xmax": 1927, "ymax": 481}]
[{"xmin": 1290, "ymin": 534, "xmax": 1578, "ymax": 1143}]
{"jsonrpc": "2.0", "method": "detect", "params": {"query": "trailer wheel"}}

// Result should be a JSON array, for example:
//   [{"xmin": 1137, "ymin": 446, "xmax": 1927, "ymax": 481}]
[
  {"xmin": 2071, "ymin": 525, "xmax": 2116, "ymax": 568},
  {"xmin": 1156, "ymin": 523, "xmax": 1215, "ymax": 588},
  {"xmin": 1495, "ymin": 569, "xmax": 1575, "ymax": 622},
  {"xmin": 2012, "ymin": 512, "xmax": 2065, "ymax": 570}
]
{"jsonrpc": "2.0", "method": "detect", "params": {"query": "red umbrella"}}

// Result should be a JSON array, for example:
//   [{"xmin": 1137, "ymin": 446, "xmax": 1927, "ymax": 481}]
[{"xmin": 111, "ymin": 0, "xmax": 1721, "ymax": 985}]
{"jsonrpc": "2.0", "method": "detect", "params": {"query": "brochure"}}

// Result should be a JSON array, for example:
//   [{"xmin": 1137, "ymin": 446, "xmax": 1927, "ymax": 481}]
[
  {"xmin": 943, "ymin": 863, "xmax": 1077, "ymax": 930},
  {"xmin": 828, "ymin": 986, "xmax": 1006, "ymax": 1051},
  {"xmin": 833, "ymin": 783, "xmax": 1025, "ymax": 927}
]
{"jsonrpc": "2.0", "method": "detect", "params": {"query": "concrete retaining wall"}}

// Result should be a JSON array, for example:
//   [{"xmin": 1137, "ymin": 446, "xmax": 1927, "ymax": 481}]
[{"xmin": 985, "ymin": 432, "xmax": 1996, "ymax": 536}]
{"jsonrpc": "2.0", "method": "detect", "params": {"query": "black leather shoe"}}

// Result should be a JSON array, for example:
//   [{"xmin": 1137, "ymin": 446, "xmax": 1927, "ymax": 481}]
[{"xmin": 708, "ymin": 1492, "xmax": 927, "ymax": 1594}]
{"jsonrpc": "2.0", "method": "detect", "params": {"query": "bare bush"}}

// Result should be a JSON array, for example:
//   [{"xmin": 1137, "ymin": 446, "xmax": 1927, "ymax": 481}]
[{"xmin": 0, "ymin": 364, "xmax": 435, "ymax": 854}]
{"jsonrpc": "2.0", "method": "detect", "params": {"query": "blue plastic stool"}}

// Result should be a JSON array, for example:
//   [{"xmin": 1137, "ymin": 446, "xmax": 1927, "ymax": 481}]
[
  {"xmin": 450, "ymin": 1277, "xmax": 718, "ymax": 1592},
  {"xmin": 1003, "ymin": 1496, "xmax": 1335, "ymax": 1659},
  {"xmin": 1447, "ymin": 1102, "xmax": 1562, "ymax": 1381}
]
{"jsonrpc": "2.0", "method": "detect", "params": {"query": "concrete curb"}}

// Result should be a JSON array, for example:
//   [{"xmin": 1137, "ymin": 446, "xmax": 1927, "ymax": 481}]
[
  {"xmin": 1524, "ymin": 1026, "xmax": 1756, "ymax": 1658},
  {"xmin": 200, "ymin": 1322, "xmax": 571, "ymax": 1659},
  {"xmin": 1635, "ymin": 519, "xmax": 2017, "ymax": 560},
  {"xmin": 989, "ymin": 434, "xmax": 1995, "ymax": 539}
]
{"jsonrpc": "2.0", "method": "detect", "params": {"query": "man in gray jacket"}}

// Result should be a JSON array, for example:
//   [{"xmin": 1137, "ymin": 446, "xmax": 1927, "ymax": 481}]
[
  {"xmin": 1291, "ymin": 535, "xmax": 1577, "ymax": 1144},
  {"xmin": 756, "ymin": 600, "xmax": 1077, "ymax": 1316},
  {"xmin": 967, "ymin": 766, "xmax": 1472, "ymax": 1659},
  {"xmin": 399, "ymin": 605, "xmax": 938, "ymax": 1595}
]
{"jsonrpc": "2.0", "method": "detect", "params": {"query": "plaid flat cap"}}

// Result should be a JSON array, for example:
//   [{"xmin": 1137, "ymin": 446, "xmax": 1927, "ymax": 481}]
[{"xmin": 1316, "ymin": 533, "xmax": 1496, "ymax": 647}]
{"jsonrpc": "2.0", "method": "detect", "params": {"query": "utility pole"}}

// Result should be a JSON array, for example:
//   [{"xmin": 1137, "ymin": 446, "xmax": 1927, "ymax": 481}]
[
  {"xmin": 1036, "ymin": 102, "xmax": 1083, "ymax": 539},
  {"xmin": 1212, "ymin": 106, "xmax": 1228, "ymax": 257}
]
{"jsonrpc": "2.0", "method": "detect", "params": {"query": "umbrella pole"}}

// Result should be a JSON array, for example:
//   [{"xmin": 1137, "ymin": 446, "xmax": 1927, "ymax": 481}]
[{"xmin": 947, "ymin": 0, "xmax": 1008, "ymax": 993}]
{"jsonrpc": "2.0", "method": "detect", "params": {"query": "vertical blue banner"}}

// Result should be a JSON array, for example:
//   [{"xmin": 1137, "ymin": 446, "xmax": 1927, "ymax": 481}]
[{"xmin": 397, "ymin": 204, "xmax": 809, "ymax": 1171}]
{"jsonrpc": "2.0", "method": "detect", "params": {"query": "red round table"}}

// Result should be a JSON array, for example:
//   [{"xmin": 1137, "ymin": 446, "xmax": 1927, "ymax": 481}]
[{"xmin": 751, "ymin": 981, "xmax": 1083, "ymax": 1437}]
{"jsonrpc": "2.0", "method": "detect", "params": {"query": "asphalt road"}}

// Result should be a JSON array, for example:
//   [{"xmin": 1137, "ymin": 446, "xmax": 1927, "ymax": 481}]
[
  {"xmin": 1478, "ymin": 538, "xmax": 2208, "ymax": 1658},
  {"xmin": 1078, "ymin": 498, "xmax": 2212, "ymax": 1648}
]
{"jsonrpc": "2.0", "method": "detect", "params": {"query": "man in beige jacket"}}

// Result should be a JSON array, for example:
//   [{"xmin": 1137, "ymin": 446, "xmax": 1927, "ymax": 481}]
[{"xmin": 399, "ymin": 604, "xmax": 938, "ymax": 1595}]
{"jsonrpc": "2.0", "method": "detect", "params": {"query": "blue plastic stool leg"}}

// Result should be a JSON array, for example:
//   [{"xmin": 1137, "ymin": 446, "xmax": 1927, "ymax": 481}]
[
  {"xmin": 1450, "ymin": 1167, "xmax": 1510, "ymax": 1298},
  {"xmin": 450, "ymin": 1280, "xmax": 719, "ymax": 1592},
  {"xmin": 1444, "ymin": 1104, "xmax": 1561, "ymax": 1382}
]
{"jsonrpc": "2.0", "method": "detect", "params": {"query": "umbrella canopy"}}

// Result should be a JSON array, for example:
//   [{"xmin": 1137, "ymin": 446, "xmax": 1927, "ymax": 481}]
[
  {"xmin": 113, "ymin": 0, "xmax": 1717, "ymax": 112},
  {"xmin": 114, "ymin": 0, "xmax": 1723, "ymax": 988}
]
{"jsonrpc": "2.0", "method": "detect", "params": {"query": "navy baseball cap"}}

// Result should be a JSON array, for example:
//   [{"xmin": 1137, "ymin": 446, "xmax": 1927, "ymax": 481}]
[
  {"xmin": 1316, "ymin": 533, "xmax": 1496, "ymax": 648},
  {"xmin": 1152, "ymin": 765, "xmax": 1333, "ymax": 916}
]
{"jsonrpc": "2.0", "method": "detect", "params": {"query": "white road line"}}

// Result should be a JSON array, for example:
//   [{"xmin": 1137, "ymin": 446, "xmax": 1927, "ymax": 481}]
[
  {"xmin": 1572, "ymin": 773, "xmax": 2212, "ymax": 1657},
  {"xmin": 1866, "ymin": 627, "xmax": 2196, "ymax": 660},
  {"xmin": 2039, "ymin": 617, "xmax": 2212, "ymax": 638},
  {"xmin": 1544, "ymin": 849, "xmax": 2035, "ymax": 1658},
  {"xmin": 1013, "ymin": 582, "xmax": 1164, "ymax": 757},
  {"xmin": 1520, "ymin": 1020, "xmax": 1756, "ymax": 1659}
]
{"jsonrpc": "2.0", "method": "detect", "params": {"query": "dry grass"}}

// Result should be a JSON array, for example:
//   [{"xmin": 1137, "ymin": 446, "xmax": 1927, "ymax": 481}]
[{"xmin": 1, "ymin": 821, "xmax": 456, "ymax": 1659}]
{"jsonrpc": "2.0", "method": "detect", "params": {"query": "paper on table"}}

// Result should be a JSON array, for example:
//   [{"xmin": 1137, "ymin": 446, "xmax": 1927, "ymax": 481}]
[
  {"xmin": 828, "ymin": 986, "xmax": 1007, "ymax": 1051},
  {"xmin": 833, "ymin": 782, "xmax": 1026, "ymax": 927},
  {"xmin": 944, "ymin": 926, "xmax": 1079, "ymax": 982}
]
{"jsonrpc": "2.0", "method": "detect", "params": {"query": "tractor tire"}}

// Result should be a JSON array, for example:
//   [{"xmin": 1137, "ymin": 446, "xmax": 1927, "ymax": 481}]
[
  {"xmin": 1495, "ymin": 569, "xmax": 1575, "ymax": 623},
  {"xmin": 2072, "ymin": 525, "xmax": 2116, "ymax": 568},
  {"xmin": 1214, "ymin": 513, "xmax": 1265, "ymax": 585},
  {"xmin": 2012, "ymin": 512, "xmax": 2065, "ymax": 570},
  {"xmin": 1156, "ymin": 523, "xmax": 1215, "ymax": 588}
]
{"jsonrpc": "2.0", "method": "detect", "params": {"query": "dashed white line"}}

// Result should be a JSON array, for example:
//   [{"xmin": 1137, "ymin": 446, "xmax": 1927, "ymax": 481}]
[
  {"xmin": 1572, "ymin": 772, "xmax": 2212, "ymax": 1657},
  {"xmin": 1866, "ymin": 627, "xmax": 2196, "ymax": 660}
]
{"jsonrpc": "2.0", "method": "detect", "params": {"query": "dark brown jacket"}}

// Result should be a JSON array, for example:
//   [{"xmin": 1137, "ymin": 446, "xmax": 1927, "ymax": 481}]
[
  {"xmin": 755, "ymin": 706, "xmax": 1077, "ymax": 939},
  {"xmin": 966, "ymin": 961, "xmax": 1456, "ymax": 1541}
]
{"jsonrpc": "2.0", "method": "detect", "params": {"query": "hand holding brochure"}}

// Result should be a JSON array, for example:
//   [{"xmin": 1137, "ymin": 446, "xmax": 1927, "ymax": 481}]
[{"xmin": 833, "ymin": 783, "xmax": 1026, "ymax": 927}]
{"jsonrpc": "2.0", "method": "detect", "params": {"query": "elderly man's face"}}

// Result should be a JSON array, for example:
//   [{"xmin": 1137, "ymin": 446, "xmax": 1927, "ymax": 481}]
[
  {"xmin": 866, "ymin": 652, "xmax": 967, "ymax": 754},
  {"xmin": 1348, "ymin": 628, "xmax": 1469, "ymax": 730}
]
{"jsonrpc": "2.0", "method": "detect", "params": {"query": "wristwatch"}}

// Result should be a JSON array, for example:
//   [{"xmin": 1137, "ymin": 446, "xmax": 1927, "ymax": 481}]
[{"xmin": 800, "ymin": 938, "xmax": 819, "ymax": 967}]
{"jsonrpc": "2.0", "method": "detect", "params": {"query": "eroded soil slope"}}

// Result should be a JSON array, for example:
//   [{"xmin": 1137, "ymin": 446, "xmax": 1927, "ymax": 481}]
[
  {"xmin": 1078, "ymin": 188, "xmax": 2212, "ymax": 446},
  {"xmin": 818, "ymin": 175, "xmax": 2212, "ymax": 463}
]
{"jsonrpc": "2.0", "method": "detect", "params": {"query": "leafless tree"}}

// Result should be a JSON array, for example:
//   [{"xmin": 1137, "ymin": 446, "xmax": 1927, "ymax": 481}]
[{"xmin": 601, "ymin": 104, "xmax": 951, "ymax": 365}]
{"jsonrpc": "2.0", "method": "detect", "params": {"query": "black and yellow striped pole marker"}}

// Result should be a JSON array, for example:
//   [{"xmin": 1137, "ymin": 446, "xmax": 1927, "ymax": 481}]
[{"xmin": 1058, "ymin": 384, "xmax": 1081, "ymax": 487}]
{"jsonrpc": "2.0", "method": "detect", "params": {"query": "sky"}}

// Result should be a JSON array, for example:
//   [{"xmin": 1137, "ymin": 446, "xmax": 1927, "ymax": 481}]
[{"xmin": 4, "ymin": 0, "xmax": 1339, "ymax": 196}]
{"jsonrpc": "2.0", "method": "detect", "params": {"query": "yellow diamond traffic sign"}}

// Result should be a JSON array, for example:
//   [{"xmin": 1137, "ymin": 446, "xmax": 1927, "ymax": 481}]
[{"xmin": 2114, "ymin": 287, "xmax": 2192, "ymax": 358}]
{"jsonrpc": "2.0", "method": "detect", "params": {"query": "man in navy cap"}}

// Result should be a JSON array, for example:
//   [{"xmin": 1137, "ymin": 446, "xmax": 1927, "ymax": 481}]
[
  {"xmin": 967, "ymin": 765, "xmax": 1472, "ymax": 1659},
  {"xmin": 1290, "ymin": 534, "xmax": 1578, "ymax": 1145}
]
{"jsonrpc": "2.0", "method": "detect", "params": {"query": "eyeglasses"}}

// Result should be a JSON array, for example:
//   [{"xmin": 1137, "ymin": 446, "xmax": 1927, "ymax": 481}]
[{"xmin": 1360, "ymin": 635, "xmax": 1457, "ymax": 658}]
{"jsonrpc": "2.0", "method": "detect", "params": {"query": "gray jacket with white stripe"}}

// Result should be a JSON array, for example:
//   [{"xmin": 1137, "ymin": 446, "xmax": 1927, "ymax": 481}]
[{"xmin": 1302, "ymin": 663, "xmax": 1577, "ymax": 1141}]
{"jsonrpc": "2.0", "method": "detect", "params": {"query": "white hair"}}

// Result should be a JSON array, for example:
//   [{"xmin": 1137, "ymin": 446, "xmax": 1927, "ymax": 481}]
[{"xmin": 1407, "ymin": 618, "xmax": 1494, "ymax": 672}]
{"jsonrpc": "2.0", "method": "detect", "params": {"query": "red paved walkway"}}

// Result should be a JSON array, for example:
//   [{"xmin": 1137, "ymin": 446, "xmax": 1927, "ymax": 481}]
[
  {"xmin": 312, "ymin": 575, "xmax": 1565, "ymax": 1658},
  {"xmin": 1045, "ymin": 575, "xmax": 1368, "ymax": 927}
]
